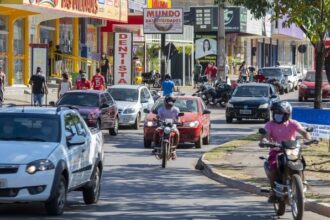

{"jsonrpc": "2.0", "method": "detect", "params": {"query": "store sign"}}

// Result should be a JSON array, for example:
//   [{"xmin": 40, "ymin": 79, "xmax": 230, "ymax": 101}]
[
  {"xmin": 147, "ymin": 0, "xmax": 171, "ymax": 8},
  {"xmin": 114, "ymin": 33, "xmax": 132, "ymax": 85},
  {"xmin": 143, "ymin": 8, "xmax": 183, "ymax": 34},
  {"xmin": 195, "ymin": 33, "xmax": 217, "ymax": 67},
  {"xmin": 129, "ymin": 0, "xmax": 146, "ymax": 12}
]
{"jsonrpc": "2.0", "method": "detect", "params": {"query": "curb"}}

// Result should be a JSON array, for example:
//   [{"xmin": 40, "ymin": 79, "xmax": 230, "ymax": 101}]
[{"xmin": 198, "ymin": 154, "xmax": 330, "ymax": 218}]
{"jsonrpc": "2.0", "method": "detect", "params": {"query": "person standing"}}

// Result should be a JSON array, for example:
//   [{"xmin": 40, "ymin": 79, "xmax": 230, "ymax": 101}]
[
  {"xmin": 211, "ymin": 63, "xmax": 218, "ymax": 84},
  {"xmin": 29, "ymin": 67, "xmax": 48, "ymax": 106},
  {"xmin": 100, "ymin": 53, "xmax": 110, "ymax": 85},
  {"xmin": 161, "ymin": 74, "xmax": 176, "ymax": 96},
  {"xmin": 91, "ymin": 68, "xmax": 106, "ymax": 91},
  {"xmin": 193, "ymin": 60, "xmax": 203, "ymax": 88},
  {"xmin": 239, "ymin": 61, "xmax": 247, "ymax": 82},
  {"xmin": 0, "ymin": 67, "xmax": 5, "ymax": 104},
  {"xmin": 58, "ymin": 72, "xmax": 72, "ymax": 98},
  {"xmin": 54, "ymin": 45, "xmax": 62, "ymax": 76},
  {"xmin": 76, "ymin": 73, "xmax": 91, "ymax": 90},
  {"xmin": 204, "ymin": 63, "xmax": 213, "ymax": 83}
]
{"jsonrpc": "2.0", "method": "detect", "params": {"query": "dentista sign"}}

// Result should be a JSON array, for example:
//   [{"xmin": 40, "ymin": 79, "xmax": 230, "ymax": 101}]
[{"xmin": 114, "ymin": 33, "xmax": 132, "ymax": 85}]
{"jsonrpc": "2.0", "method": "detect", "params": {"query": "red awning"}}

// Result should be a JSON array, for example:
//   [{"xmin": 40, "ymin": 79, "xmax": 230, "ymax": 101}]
[{"xmin": 101, "ymin": 15, "xmax": 143, "ymax": 32}]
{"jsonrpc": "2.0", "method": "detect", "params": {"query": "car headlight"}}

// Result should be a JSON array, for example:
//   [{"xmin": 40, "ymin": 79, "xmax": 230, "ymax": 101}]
[
  {"xmin": 164, "ymin": 127, "xmax": 171, "ymax": 134},
  {"xmin": 26, "ymin": 159, "xmax": 55, "ymax": 175},
  {"xmin": 227, "ymin": 103, "xmax": 233, "ymax": 108},
  {"xmin": 145, "ymin": 121, "xmax": 157, "ymax": 127},
  {"xmin": 300, "ymin": 84, "xmax": 308, "ymax": 89},
  {"xmin": 286, "ymin": 148, "xmax": 300, "ymax": 160},
  {"xmin": 183, "ymin": 121, "xmax": 200, "ymax": 128},
  {"xmin": 258, "ymin": 103, "xmax": 269, "ymax": 109},
  {"xmin": 124, "ymin": 108, "xmax": 137, "ymax": 114}
]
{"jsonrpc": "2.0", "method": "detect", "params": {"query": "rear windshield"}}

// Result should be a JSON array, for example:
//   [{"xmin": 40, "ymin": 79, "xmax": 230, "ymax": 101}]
[
  {"xmin": 0, "ymin": 114, "xmax": 60, "ymax": 143},
  {"xmin": 58, "ymin": 93, "xmax": 99, "ymax": 107},
  {"xmin": 153, "ymin": 99, "xmax": 199, "ymax": 113},
  {"xmin": 304, "ymin": 72, "xmax": 328, "ymax": 82},
  {"xmin": 260, "ymin": 69, "xmax": 282, "ymax": 78}
]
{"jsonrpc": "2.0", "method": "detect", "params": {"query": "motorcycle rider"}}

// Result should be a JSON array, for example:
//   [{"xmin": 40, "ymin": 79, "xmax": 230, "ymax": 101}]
[
  {"xmin": 152, "ymin": 96, "xmax": 180, "ymax": 159},
  {"xmin": 260, "ymin": 101, "xmax": 310, "ymax": 202}
]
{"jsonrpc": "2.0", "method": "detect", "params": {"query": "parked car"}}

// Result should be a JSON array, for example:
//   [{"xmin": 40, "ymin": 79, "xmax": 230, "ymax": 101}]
[
  {"xmin": 298, "ymin": 70, "xmax": 330, "ymax": 101},
  {"xmin": 280, "ymin": 65, "xmax": 299, "ymax": 90},
  {"xmin": 143, "ymin": 96, "xmax": 211, "ymax": 149},
  {"xmin": 0, "ymin": 106, "xmax": 104, "ymax": 216},
  {"xmin": 259, "ymin": 67, "xmax": 290, "ymax": 94},
  {"xmin": 107, "ymin": 85, "xmax": 154, "ymax": 129},
  {"xmin": 56, "ymin": 90, "xmax": 119, "ymax": 135},
  {"xmin": 226, "ymin": 83, "xmax": 280, "ymax": 123}
]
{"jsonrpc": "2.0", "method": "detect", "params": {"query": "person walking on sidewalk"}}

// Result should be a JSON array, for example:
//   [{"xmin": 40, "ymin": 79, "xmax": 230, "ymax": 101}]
[
  {"xmin": 204, "ymin": 63, "xmax": 213, "ymax": 83},
  {"xmin": 92, "ymin": 68, "xmax": 106, "ymax": 91},
  {"xmin": 29, "ymin": 67, "xmax": 48, "ymax": 106},
  {"xmin": 161, "ymin": 74, "xmax": 176, "ymax": 96},
  {"xmin": 239, "ymin": 61, "xmax": 247, "ymax": 82},
  {"xmin": 193, "ymin": 60, "xmax": 203, "ymax": 88},
  {"xmin": 76, "ymin": 73, "xmax": 91, "ymax": 90},
  {"xmin": 0, "ymin": 67, "xmax": 5, "ymax": 104},
  {"xmin": 58, "ymin": 71, "xmax": 72, "ymax": 98},
  {"xmin": 101, "ymin": 53, "xmax": 110, "ymax": 85}
]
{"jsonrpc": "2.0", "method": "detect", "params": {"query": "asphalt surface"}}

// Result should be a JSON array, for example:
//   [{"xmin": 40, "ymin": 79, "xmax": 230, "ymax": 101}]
[{"xmin": 1, "ymin": 90, "xmax": 329, "ymax": 219}]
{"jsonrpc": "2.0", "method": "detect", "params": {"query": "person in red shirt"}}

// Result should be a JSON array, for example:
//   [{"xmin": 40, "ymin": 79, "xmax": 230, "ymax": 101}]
[
  {"xmin": 204, "ymin": 63, "xmax": 213, "ymax": 83},
  {"xmin": 76, "ymin": 73, "xmax": 91, "ymax": 90},
  {"xmin": 91, "ymin": 68, "xmax": 105, "ymax": 91},
  {"xmin": 211, "ymin": 63, "xmax": 217, "ymax": 83}
]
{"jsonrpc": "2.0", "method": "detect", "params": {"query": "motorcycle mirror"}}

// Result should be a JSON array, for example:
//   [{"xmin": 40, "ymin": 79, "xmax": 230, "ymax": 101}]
[
  {"xmin": 143, "ymin": 109, "xmax": 150, "ymax": 114},
  {"xmin": 259, "ymin": 128, "xmax": 267, "ymax": 135},
  {"xmin": 178, "ymin": 112, "xmax": 185, "ymax": 117}
]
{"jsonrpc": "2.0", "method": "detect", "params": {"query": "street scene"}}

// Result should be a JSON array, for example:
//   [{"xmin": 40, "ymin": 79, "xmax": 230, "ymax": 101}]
[{"xmin": 0, "ymin": 0, "xmax": 330, "ymax": 220}]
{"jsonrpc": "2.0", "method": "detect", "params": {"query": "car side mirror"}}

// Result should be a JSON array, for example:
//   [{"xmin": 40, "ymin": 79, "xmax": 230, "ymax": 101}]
[
  {"xmin": 49, "ymin": 101, "xmax": 56, "ymax": 106},
  {"xmin": 67, "ymin": 135, "xmax": 85, "ymax": 147},
  {"xmin": 258, "ymin": 128, "xmax": 267, "ymax": 135},
  {"xmin": 178, "ymin": 112, "xmax": 185, "ymax": 117},
  {"xmin": 203, "ymin": 109, "xmax": 211, "ymax": 115},
  {"xmin": 100, "ymin": 103, "xmax": 109, "ymax": 109},
  {"xmin": 144, "ymin": 109, "xmax": 150, "ymax": 114}
]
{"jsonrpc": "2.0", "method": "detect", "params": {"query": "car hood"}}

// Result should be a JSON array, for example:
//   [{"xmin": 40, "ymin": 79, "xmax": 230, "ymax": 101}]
[
  {"xmin": 230, "ymin": 97, "xmax": 269, "ymax": 105},
  {"xmin": 0, "ymin": 141, "xmax": 59, "ymax": 164},
  {"xmin": 116, "ymin": 101, "xmax": 139, "ymax": 110},
  {"xmin": 302, "ymin": 81, "xmax": 329, "ymax": 88},
  {"xmin": 145, "ymin": 112, "xmax": 201, "ymax": 122}
]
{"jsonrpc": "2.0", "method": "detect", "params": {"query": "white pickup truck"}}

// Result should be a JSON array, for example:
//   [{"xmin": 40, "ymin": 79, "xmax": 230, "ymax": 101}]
[{"xmin": 0, "ymin": 106, "xmax": 104, "ymax": 216}]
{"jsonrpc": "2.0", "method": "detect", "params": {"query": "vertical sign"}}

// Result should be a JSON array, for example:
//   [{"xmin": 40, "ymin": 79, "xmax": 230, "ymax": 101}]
[
  {"xmin": 114, "ymin": 32, "xmax": 132, "ymax": 85},
  {"xmin": 147, "ymin": 0, "xmax": 171, "ymax": 8}
]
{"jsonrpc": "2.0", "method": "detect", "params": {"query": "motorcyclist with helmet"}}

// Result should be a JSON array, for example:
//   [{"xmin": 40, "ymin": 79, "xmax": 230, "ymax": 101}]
[
  {"xmin": 260, "ymin": 101, "xmax": 310, "ymax": 202},
  {"xmin": 152, "ymin": 96, "xmax": 180, "ymax": 159}
]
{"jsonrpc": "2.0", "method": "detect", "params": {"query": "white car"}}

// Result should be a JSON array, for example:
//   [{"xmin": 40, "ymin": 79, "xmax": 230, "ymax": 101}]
[
  {"xmin": 280, "ymin": 66, "xmax": 300, "ymax": 91},
  {"xmin": 107, "ymin": 85, "xmax": 154, "ymax": 129},
  {"xmin": 0, "ymin": 106, "xmax": 104, "ymax": 216}
]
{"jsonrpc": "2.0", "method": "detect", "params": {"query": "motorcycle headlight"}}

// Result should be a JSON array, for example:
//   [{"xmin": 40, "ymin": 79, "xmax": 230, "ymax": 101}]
[
  {"xmin": 145, "ymin": 121, "xmax": 157, "ymax": 127},
  {"xmin": 300, "ymin": 84, "xmax": 308, "ymax": 89},
  {"xmin": 124, "ymin": 108, "xmax": 137, "ymax": 114},
  {"xmin": 258, "ymin": 103, "xmax": 269, "ymax": 109},
  {"xmin": 183, "ymin": 120, "xmax": 200, "ymax": 128},
  {"xmin": 286, "ymin": 148, "xmax": 300, "ymax": 160},
  {"xmin": 227, "ymin": 103, "xmax": 234, "ymax": 108},
  {"xmin": 164, "ymin": 127, "xmax": 171, "ymax": 134},
  {"xmin": 26, "ymin": 159, "xmax": 55, "ymax": 175}
]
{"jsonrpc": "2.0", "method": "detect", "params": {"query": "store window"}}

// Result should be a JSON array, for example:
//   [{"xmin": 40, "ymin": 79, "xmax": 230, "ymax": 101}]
[
  {"xmin": 59, "ymin": 18, "xmax": 73, "ymax": 54},
  {"xmin": 40, "ymin": 20, "xmax": 55, "ymax": 44},
  {"xmin": 0, "ymin": 15, "xmax": 8, "ymax": 77},
  {"xmin": 14, "ymin": 18, "xmax": 24, "ymax": 84}
]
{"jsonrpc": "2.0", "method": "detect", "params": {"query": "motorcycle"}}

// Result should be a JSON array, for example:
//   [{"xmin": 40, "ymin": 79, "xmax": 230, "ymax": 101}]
[
  {"xmin": 258, "ymin": 128, "xmax": 318, "ymax": 220},
  {"xmin": 142, "ymin": 71, "xmax": 161, "ymax": 88},
  {"xmin": 153, "ymin": 113, "xmax": 184, "ymax": 168},
  {"xmin": 210, "ymin": 81, "xmax": 232, "ymax": 107},
  {"xmin": 192, "ymin": 83, "xmax": 213, "ymax": 105}
]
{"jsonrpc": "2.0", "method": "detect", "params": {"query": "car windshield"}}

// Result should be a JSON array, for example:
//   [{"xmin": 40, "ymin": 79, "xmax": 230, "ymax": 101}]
[
  {"xmin": 58, "ymin": 93, "xmax": 99, "ymax": 107},
  {"xmin": 108, "ymin": 88, "xmax": 139, "ymax": 102},
  {"xmin": 261, "ymin": 69, "xmax": 282, "ymax": 78},
  {"xmin": 0, "ymin": 114, "xmax": 60, "ymax": 143},
  {"xmin": 233, "ymin": 86, "xmax": 269, "ymax": 97},
  {"xmin": 281, "ymin": 68, "xmax": 292, "ymax": 76},
  {"xmin": 153, "ymin": 99, "xmax": 199, "ymax": 113},
  {"xmin": 304, "ymin": 72, "xmax": 328, "ymax": 82}
]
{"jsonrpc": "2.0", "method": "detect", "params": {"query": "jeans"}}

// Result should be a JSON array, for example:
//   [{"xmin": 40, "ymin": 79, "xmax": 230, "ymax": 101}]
[{"xmin": 33, "ymin": 94, "xmax": 44, "ymax": 106}]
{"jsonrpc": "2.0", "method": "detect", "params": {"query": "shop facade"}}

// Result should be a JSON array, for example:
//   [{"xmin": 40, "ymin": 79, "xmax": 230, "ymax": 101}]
[{"xmin": 0, "ymin": 0, "xmax": 127, "ymax": 86}]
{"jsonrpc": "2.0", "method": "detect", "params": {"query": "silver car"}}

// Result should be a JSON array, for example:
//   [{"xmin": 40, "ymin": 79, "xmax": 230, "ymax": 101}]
[{"xmin": 107, "ymin": 85, "xmax": 154, "ymax": 129}]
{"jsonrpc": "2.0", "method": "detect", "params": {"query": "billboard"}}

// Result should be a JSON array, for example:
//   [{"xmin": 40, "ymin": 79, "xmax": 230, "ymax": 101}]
[
  {"xmin": 114, "ymin": 33, "xmax": 132, "ymax": 85},
  {"xmin": 195, "ymin": 34, "xmax": 217, "ymax": 67},
  {"xmin": 143, "ymin": 8, "xmax": 183, "ymax": 34}
]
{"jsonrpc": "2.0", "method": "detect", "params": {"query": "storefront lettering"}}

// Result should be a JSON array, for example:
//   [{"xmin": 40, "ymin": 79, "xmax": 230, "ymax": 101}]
[
  {"xmin": 118, "ymin": 34, "xmax": 129, "ymax": 84},
  {"xmin": 61, "ymin": 0, "xmax": 98, "ymax": 14},
  {"xmin": 149, "ymin": 0, "xmax": 170, "ymax": 8},
  {"xmin": 146, "ymin": 10, "xmax": 180, "ymax": 18}
]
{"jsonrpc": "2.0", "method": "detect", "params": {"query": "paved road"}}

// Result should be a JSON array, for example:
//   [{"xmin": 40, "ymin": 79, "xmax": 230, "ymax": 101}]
[{"xmin": 1, "ymin": 90, "xmax": 328, "ymax": 219}]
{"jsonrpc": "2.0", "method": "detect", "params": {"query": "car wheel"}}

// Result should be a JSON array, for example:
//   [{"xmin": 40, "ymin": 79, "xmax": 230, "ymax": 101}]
[
  {"xmin": 134, "ymin": 113, "xmax": 141, "ymax": 130},
  {"xmin": 83, "ymin": 166, "xmax": 101, "ymax": 204},
  {"xmin": 226, "ymin": 116, "xmax": 233, "ymax": 123},
  {"xmin": 195, "ymin": 131, "xmax": 202, "ymax": 149},
  {"xmin": 298, "ymin": 96, "xmax": 303, "ymax": 102},
  {"xmin": 45, "ymin": 175, "xmax": 67, "ymax": 216},
  {"xmin": 109, "ymin": 117, "xmax": 119, "ymax": 136},
  {"xmin": 144, "ymin": 138, "xmax": 152, "ymax": 148},
  {"xmin": 202, "ymin": 126, "xmax": 211, "ymax": 145}
]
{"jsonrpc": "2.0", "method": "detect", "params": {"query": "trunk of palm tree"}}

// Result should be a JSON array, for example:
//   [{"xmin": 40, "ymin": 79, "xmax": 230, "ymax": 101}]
[{"xmin": 314, "ymin": 41, "xmax": 325, "ymax": 109}]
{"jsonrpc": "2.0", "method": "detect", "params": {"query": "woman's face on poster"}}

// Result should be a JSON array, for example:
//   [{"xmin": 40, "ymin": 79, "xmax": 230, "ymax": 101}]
[{"xmin": 203, "ymin": 40, "xmax": 210, "ymax": 51}]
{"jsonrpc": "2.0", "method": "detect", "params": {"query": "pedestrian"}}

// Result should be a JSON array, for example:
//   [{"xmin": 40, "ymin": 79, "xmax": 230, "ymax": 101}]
[
  {"xmin": 0, "ymin": 67, "xmax": 5, "ymax": 104},
  {"xmin": 193, "ymin": 60, "xmax": 203, "ymax": 88},
  {"xmin": 100, "ymin": 53, "xmax": 110, "ymax": 85},
  {"xmin": 248, "ymin": 66, "xmax": 256, "ymax": 82},
  {"xmin": 211, "ymin": 63, "xmax": 218, "ymax": 84},
  {"xmin": 161, "ymin": 74, "xmax": 176, "ymax": 96},
  {"xmin": 29, "ymin": 67, "xmax": 48, "ymax": 106},
  {"xmin": 76, "ymin": 72, "xmax": 91, "ymax": 90},
  {"xmin": 204, "ymin": 63, "xmax": 213, "ymax": 83},
  {"xmin": 58, "ymin": 71, "xmax": 72, "ymax": 98},
  {"xmin": 239, "ymin": 61, "xmax": 247, "ymax": 82},
  {"xmin": 91, "ymin": 68, "xmax": 105, "ymax": 91},
  {"xmin": 54, "ymin": 45, "xmax": 62, "ymax": 76}
]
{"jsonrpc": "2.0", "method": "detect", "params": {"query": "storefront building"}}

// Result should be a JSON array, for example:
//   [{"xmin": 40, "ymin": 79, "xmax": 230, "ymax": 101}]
[{"xmin": 0, "ymin": 0, "xmax": 128, "ymax": 86}]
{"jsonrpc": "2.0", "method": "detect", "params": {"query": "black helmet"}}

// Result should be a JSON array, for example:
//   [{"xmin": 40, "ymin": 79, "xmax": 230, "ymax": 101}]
[
  {"xmin": 165, "ymin": 74, "xmax": 171, "ymax": 80},
  {"xmin": 164, "ymin": 95, "xmax": 176, "ymax": 106},
  {"xmin": 271, "ymin": 101, "xmax": 292, "ymax": 123}
]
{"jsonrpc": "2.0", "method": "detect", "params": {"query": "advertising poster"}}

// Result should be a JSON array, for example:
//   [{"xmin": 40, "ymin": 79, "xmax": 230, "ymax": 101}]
[
  {"xmin": 31, "ymin": 46, "xmax": 48, "ymax": 80},
  {"xmin": 143, "ymin": 8, "xmax": 183, "ymax": 34},
  {"xmin": 195, "ymin": 34, "xmax": 217, "ymax": 68},
  {"xmin": 114, "ymin": 32, "xmax": 132, "ymax": 85}
]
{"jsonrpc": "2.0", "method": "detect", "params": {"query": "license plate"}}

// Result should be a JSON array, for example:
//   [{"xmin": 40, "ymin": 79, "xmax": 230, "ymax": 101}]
[
  {"xmin": 0, "ymin": 179, "xmax": 7, "ymax": 188},
  {"xmin": 239, "ymin": 109, "xmax": 252, "ymax": 115}
]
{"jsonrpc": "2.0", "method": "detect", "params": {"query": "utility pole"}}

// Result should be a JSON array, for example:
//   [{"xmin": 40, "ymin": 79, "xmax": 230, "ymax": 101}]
[
  {"xmin": 160, "ymin": 33, "xmax": 166, "ymax": 80},
  {"xmin": 217, "ymin": 1, "xmax": 226, "ymax": 81}
]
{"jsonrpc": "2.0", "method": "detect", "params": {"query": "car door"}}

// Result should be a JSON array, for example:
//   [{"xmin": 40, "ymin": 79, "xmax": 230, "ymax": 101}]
[
  {"xmin": 64, "ymin": 113, "xmax": 85, "ymax": 187},
  {"xmin": 144, "ymin": 88, "xmax": 154, "ymax": 110},
  {"xmin": 140, "ymin": 88, "xmax": 150, "ymax": 120},
  {"xmin": 99, "ymin": 94, "xmax": 110, "ymax": 129},
  {"xmin": 105, "ymin": 92, "xmax": 117, "ymax": 124}
]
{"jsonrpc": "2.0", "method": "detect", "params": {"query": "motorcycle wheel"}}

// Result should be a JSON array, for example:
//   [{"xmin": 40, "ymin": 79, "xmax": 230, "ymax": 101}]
[
  {"xmin": 161, "ymin": 142, "xmax": 168, "ymax": 168},
  {"xmin": 273, "ymin": 200, "xmax": 286, "ymax": 216},
  {"xmin": 219, "ymin": 101, "xmax": 227, "ymax": 108},
  {"xmin": 291, "ymin": 174, "xmax": 304, "ymax": 220}
]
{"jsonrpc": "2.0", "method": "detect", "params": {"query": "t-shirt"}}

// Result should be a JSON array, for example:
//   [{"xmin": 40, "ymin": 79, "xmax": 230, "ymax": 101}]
[
  {"xmin": 194, "ymin": 64, "xmax": 202, "ymax": 76},
  {"xmin": 161, "ymin": 80, "xmax": 175, "ymax": 96},
  {"xmin": 76, "ymin": 80, "xmax": 91, "ymax": 90},
  {"xmin": 157, "ymin": 106, "xmax": 180, "ymax": 121},
  {"xmin": 92, "ymin": 74, "xmax": 105, "ymax": 90},
  {"xmin": 101, "ymin": 58, "xmax": 109, "ymax": 74},
  {"xmin": 30, "ymin": 74, "xmax": 45, "ymax": 94},
  {"xmin": 204, "ymin": 66, "xmax": 213, "ymax": 76},
  {"xmin": 211, "ymin": 66, "xmax": 217, "ymax": 77}
]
